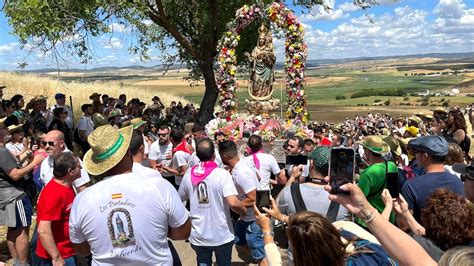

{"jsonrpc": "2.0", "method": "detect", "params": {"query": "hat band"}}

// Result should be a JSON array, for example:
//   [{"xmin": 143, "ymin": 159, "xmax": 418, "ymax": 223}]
[
  {"xmin": 364, "ymin": 144, "xmax": 383, "ymax": 152},
  {"xmin": 95, "ymin": 133, "xmax": 124, "ymax": 161}
]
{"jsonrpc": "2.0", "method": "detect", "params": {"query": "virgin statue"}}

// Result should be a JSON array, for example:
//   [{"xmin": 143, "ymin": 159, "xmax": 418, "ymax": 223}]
[{"xmin": 245, "ymin": 24, "xmax": 275, "ymax": 100}]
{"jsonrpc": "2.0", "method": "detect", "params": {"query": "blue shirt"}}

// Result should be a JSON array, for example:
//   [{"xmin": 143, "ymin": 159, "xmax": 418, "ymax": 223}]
[{"xmin": 401, "ymin": 171, "xmax": 464, "ymax": 221}]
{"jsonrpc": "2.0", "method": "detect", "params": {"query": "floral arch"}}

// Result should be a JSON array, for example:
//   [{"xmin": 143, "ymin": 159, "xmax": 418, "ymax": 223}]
[{"xmin": 216, "ymin": 2, "xmax": 308, "ymax": 124}]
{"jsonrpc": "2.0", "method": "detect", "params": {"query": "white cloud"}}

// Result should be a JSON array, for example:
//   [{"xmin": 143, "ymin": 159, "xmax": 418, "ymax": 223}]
[
  {"xmin": 0, "ymin": 43, "xmax": 19, "ymax": 54},
  {"xmin": 301, "ymin": 0, "xmax": 350, "ymax": 21},
  {"xmin": 297, "ymin": 3, "xmax": 473, "ymax": 60},
  {"xmin": 338, "ymin": 2, "xmax": 361, "ymax": 12},
  {"xmin": 103, "ymin": 37, "xmax": 123, "ymax": 49},
  {"xmin": 434, "ymin": 0, "xmax": 465, "ymax": 18},
  {"xmin": 108, "ymin": 22, "xmax": 130, "ymax": 33}
]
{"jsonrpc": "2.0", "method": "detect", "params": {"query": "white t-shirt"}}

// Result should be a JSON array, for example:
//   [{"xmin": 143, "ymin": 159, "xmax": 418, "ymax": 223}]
[
  {"xmin": 187, "ymin": 150, "xmax": 223, "ymax": 169},
  {"xmin": 244, "ymin": 153, "xmax": 280, "ymax": 190},
  {"xmin": 69, "ymin": 173, "xmax": 189, "ymax": 266},
  {"xmin": 39, "ymin": 149, "xmax": 90, "ymax": 192},
  {"xmin": 148, "ymin": 141, "xmax": 173, "ymax": 177},
  {"xmin": 178, "ymin": 167, "xmax": 237, "ymax": 246},
  {"xmin": 76, "ymin": 116, "xmax": 95, "ymax": 137},
  {"xmin": 6, "ymin": 142, "xmax": 24, "ymax": 156},
  {"xmin": 172, "ymin": 151, "xmax": 190, "ymax": 185},
  {"xmin": 132, "ymin": 162, "xmax": 163, "ymax": 179},
  {"xmin": 231, "ymin": 159, "xmax": 258, "ymax": 222}
]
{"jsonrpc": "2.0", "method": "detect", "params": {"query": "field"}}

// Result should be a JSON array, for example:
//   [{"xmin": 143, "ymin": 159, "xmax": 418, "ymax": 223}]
[{"xmin": 1, "ymin": 56, "xmax": 473, "ymax": 123}]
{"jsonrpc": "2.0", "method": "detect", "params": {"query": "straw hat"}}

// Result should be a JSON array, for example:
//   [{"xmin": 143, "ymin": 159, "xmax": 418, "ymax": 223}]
[
  {"xmin": 131, "ymin": 118, "xmax": 146, "ymax": 129},
  {"xmin": 358, "ymin": 135, "xmax": 390, "ymax": 155},
  {"xmin": 409, "ymin": 116, "xmax": 422, "ymax": 125},
  {"xmin": 383, "ymin": 136, "xmax": 402, "ymax": 156},
  {"xmin": 432, "ymin": 107, "xmax": 447, "ymax": 114},
  {"xmin": 8, "ymin": 124, "xmax": 23, "ymax": 134},
  {"xmin": 108, "ymin": 109, "xmax": 122, "ymax": 119},
  {"xmin": 83, "ymin": 125, "xmax": 133, "ymax": 176}
]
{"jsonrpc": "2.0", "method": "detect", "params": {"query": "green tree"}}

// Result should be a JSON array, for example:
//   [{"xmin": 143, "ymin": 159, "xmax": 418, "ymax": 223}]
[{"xmin": 4, "ymin": 0, "xmax": 374, "ymax": 125}]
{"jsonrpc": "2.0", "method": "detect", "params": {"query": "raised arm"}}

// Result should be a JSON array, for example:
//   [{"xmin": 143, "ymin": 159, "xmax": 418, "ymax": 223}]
[{"xmin": 326, "ymin": 182, "xmax": 436, "ymax": 266}]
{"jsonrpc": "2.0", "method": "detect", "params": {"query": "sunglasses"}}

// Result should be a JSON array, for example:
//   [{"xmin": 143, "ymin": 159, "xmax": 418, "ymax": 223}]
[
  {"xmin": 158, "ymin": 133, "xmax": 169, "ymax": 137},
  {"xmin": 41, "ymin": 141, "xmax": 56, "ymax": 147}
]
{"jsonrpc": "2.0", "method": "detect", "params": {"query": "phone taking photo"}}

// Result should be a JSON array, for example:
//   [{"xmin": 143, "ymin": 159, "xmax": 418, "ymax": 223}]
[
  {"xmin": 256, "ymin": 190, "xmax": 270, "ymax": 213},
  {"xmin": 386, "ymin": 172, "xmax": 400, "ymax": 198},
  {"xmin": 329, "ymin": 147, "xmax": 355, "ymax": 194},
  {"xmin": 286, "ymin": 154, "xmax": 308, "ymax": 165}
]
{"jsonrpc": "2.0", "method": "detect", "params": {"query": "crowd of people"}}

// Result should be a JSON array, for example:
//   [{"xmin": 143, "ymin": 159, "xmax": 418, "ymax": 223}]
[{"xmin": 0, "ymin": 83, "xmax": 473, "ymax": 266}]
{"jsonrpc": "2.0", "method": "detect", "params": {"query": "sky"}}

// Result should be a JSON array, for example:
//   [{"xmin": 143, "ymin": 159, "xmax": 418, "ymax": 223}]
[{"xmin": 0, "ymin": 0, "xmax": 473, "ymax": 71}]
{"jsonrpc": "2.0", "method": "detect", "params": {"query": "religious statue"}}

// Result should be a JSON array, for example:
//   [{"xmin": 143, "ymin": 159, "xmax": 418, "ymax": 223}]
[{"xmin": 245, "ymin": 24, "xmax": 276, "ymax": 101}]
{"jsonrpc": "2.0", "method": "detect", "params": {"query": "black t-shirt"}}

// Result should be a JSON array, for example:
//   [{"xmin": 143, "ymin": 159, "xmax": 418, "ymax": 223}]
[{"xmin": 0, "ymin": 147, "xmax": 22, "ymax": 188}]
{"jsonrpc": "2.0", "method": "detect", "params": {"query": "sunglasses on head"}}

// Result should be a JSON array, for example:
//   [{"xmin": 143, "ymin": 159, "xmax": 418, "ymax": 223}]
[{"xmin": 41, "ymin": 141, "xmax": 56, "ymax": 147}]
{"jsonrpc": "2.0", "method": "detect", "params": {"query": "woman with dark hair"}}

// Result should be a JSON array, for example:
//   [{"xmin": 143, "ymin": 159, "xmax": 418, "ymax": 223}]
[
  {"xmin": 11, "ymin": 95, "xmax": 27, "ymax": 124},
  {"xmin": 48, "ymin": 107, "xmax": 72, "ymax": 150},
  {"xmin": 444, "ymin": 110, "xmax": 470, "ymax": 158},
  {"xmin": 255, "ymin": 182, "xmax": 437, "ymax": 265},
  {"xmin": 2, "ymin": 99, "xmax": 19, "ymax": 127}
]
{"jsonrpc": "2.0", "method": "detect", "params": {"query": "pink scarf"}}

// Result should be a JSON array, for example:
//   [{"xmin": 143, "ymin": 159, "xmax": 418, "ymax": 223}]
[
  {"xmin": 191, "ymin": 161, "xmax": 218, "ymax": 185},
  {"xmin": 246, "ymin": 148, "xmax": 264, "ymax": 170}
]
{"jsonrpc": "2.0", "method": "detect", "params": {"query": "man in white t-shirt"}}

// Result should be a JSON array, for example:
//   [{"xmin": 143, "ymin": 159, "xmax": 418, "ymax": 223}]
[
  {"xmin": 219, "ymin": 140, "xmax": 267, "ymax": 265},
  {"xmin": 130, "ymin": 130, "xmax": 162, "ymax": 178},
  {"xmin": 244, "ymin": 135, "xmax": 281, "ymax": 190},
  {"xmin": 148, "ymin": 125, "xmax": 175, "ymax": 186},
  {"xmin": 39, "ymin": 130, "xmax": 90, "ymax": 192},
  {"xmin": 69, "ymin": 125, "xmax": 190, "ymax": 265},
  {"xmin": 161, "ymin": 128, "xmax": 191, "ymax": 188},
  {"xmin": 179, "ymin": 138, "xmax": 246, "ymax": 265}
]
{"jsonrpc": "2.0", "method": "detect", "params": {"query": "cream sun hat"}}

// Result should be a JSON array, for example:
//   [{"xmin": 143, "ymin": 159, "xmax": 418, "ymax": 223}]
[
  {"xmin": 83, "ymin": 125, "xmax": 133, "ymax": 176},
  {"xmin": 358, "ymin": 135, "xmax": 390, "ymax": 155}
]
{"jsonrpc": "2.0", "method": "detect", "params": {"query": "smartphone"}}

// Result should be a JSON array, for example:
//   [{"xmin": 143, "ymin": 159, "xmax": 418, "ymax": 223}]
[
  {"xmin": 286, "ymin": 155, "xmax": 308, "ymax": 165},
  {"xmin": 329, "ymin": 147, "xmax": 355, "ymax": 194},
  {"xmin": 386, "ymin": 172, "xmax": 400, "ymax": 198},
  {"xmin": 256, "ymin": 190, "xmax": 270, "ymax": 213}
]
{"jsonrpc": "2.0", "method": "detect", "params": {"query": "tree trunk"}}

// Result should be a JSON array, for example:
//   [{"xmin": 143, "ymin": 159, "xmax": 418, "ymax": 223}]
[{"xmin": 197, "ymin": 59, "xmax": 218, "ymax": 127}]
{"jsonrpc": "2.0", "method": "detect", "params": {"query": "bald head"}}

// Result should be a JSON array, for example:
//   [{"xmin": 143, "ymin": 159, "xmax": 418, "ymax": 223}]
[
  {"xmin": 44, "ymin": 130, "xmax": 66, "ymax": 157},
  {"xmin": 196, "ymin": 138, "xmax": 215, "ymax": 162},
  {"xmin": 46, "ymin": 130, "xmax": 65, "ymax": 141}
]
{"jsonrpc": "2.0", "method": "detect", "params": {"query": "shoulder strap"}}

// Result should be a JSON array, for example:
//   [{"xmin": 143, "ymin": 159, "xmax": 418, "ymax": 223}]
[
  {"xmin": 290, "ymin": 183, "xmax": 307, "ymax": 212},
  {"xmin": 326, "ymin": 200, "xmax": 340, "ymax": 222}
]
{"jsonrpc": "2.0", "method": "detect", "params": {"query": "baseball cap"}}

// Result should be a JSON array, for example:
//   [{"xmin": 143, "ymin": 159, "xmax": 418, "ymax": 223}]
[{"xmin": 55, "ymin": 93, "xmax": 66, "ymax": 99}]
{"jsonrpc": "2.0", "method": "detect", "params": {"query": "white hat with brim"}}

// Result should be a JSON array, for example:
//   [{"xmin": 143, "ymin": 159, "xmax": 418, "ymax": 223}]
[{"xmin": 83, "ymin": 125, "xmax": 133, "ymax": 176}]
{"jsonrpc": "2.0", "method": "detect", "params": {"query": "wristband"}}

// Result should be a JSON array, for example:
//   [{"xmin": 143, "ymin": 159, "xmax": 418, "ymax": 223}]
[
  {"xmin": 262, "ymin": 231, "xmax": 273, "ymax": 237},
  {"xmin": 362, "ymin": 211, "xmax": 376, "ymax": 224}
]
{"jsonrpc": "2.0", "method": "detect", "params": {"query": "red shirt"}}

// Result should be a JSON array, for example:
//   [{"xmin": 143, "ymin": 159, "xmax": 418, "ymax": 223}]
[{"xmin": 36, "ymin": 179, "xmax": 76, "ymax": 259}]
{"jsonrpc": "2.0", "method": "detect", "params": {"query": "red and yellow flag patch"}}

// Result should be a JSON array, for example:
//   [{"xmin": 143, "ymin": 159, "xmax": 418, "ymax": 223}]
[{"xmin": 111, "ymin": 193, "xmax": 123, "ymax": 200}]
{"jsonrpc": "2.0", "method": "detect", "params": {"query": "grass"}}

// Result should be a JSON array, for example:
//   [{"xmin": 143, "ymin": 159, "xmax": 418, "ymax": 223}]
[{"xmin": 0, "ymin": 72, "xmax": 190, "ymax": 120}]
